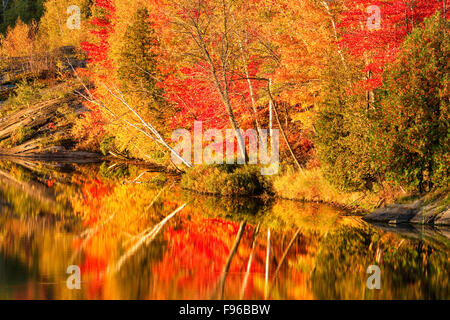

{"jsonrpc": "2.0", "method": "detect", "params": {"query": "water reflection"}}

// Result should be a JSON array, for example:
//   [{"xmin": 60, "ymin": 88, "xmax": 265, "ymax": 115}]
[{"xmin": 0, "ymin": 160, "xmax": 448, "ymax": 299}]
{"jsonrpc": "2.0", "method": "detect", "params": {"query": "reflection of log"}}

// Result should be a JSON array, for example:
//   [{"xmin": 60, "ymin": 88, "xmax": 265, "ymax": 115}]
[
  {"xmin": 269, "ymin": 227, "xmax": 301, "ymax": 294},
  {"xmin": 0, "ymin": 168, "xmax": 56, "ymax": 205},
  {"xmin": 240, "ymin": 223, "xmax": 260, "ymax": 299},
  {"xmin": 0, "ymin": 157, "xmax": 98, "ymax": 189},
  {"xmin": 265, "ymin": 228, "xmax": 271, "ymax": 300},
  {"xmin": 110, "ymin": 203, "xmax": 187, "ymax": 274},
  {"xmin": 0, "ymin": 157, "xmax": 42, "ymax": 172},
  {"xmin": 213, "ymin": 221, "xmax": 247, "ymax": 300}
]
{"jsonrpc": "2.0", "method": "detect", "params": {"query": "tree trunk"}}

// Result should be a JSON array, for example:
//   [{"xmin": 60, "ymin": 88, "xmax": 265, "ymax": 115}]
[
  {"xmin": 193, "ymin": 19, "xmax": 248, "ymax": 163},
  {"xmin": 269, "ymin": 79, "xmax": 273, "ymax": 143},
  {"xmin": 267, "ymin": 83, "xmax": 303, "ymax": 171}
]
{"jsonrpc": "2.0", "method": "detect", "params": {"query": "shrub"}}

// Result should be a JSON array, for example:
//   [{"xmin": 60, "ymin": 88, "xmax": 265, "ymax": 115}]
[
  {"xmin": 100, "ymin": 136, "xmax": 115, "ymax": 156},
  {"xmin": 71, "ymin": 104, "xmax": 105, "ymax": 152},
  {"xmin": 149, "ymin": 173, "xmax": 168, "ymax": 187},
  {"xmin": 1, "ymin": 80, "xmax": 76, "ymax": 118},
  {"xmin": 180, "ymin": 164, "xmax": 270, "ymax": 196},
  {"xmin": 4, "ymin": 80, "xmax": 44, "ymax": 110}
]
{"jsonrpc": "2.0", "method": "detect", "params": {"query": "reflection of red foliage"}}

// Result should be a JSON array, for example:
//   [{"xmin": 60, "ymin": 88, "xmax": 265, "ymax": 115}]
[
  {"xmin": 80, "ymin": 179, "xmax": 111, "ymax": 226},
  {"xmin": 71, "ymin": 237, "xmax": 83, "ymax": 250},
  {"xmin": 82, "ymin": 179, "xmax": 108, "ymax": 203},
  {"xmin": 72, "ymin": 177, "xmax": 114, "ymax": 299},
  {"xmin": 46, "ymin": 178, "xmax": 56, "ymax": 188},
  {"xmin": 80, "ymin": 255, "xmax": 108, "ymax": 275},
  {"xmin": 152, "ymin": 217, "xmax": 261, "ymax": 298},
  {"xmin": 80, "ymin": 254, "xmax": 109, "ymax": 299}
]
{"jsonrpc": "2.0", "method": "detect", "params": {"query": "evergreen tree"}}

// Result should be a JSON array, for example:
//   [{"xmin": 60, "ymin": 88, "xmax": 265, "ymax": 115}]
[
  {"xmin": 375, "ymin": 12, "xmax": 449, "ymax": 191},
  {"xmin": 315, "ymin": 52, "xmax": 377, "ymax": 192},
  {"xmin": 0, "ymin": 0, "xmax": 45, "ymax": 33},
  {"xmin": 117, "ymin": 8, "xmax": 162, "ymax": 105},
  {"xmin": 102, "ymin": 6, "xmax": 172, "ymax": 161},
  {"xmin": 316, "ymin": 12, "xmax": 449, "ymax": 193}
]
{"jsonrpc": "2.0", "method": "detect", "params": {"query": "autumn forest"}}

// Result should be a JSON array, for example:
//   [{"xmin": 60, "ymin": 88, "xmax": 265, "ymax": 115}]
[{"xmin": 0, "ymin": 0, "xmax": 448, "ymax": 301}]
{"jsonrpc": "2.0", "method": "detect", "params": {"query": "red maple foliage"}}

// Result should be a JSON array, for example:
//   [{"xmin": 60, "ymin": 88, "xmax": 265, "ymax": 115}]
[
  {"xmin": 81, "ymin": 0, "xmax": 116, "ymax": 74},
  {"xmin": 164, "ymin": 59, "xmax": 265, "ymax": 132},
  {"xmin": 339, "ymin": 0, "xmax": 445, "ymax": 89}
]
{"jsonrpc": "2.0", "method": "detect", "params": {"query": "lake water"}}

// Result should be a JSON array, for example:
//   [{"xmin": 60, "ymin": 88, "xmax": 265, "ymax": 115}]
[{"xmin": 0, "ymin": 159, "xmax": 448, "ymax": 300}]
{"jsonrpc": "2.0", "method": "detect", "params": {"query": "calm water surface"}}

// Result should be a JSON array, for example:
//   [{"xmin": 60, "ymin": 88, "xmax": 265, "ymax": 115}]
[{"xmin": 0, "ymin": 159, "xmax": 448, "ymax": 299}]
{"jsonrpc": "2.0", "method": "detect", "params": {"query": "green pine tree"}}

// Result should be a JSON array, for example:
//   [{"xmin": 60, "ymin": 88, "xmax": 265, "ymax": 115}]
[
  {"xmin": 1, "ymin": 0, "xmax": 45, "ymax": 33},
  {"xmin": 375, "ymin": 12, "xmax": 449, "ymax": 191},
  {"xmin": 315, "ymin": 52, "xmax": 377, "ymax": 192},
  {"xmin": 117, "ymin": 8, "xmax": 162, "ymax": 105}
]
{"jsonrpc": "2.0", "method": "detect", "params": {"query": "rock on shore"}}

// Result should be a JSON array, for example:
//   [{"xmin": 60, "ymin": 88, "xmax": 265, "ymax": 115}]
[{"xmin": 363, "ymin": 194, "xmax": 450, "ymax": 226}]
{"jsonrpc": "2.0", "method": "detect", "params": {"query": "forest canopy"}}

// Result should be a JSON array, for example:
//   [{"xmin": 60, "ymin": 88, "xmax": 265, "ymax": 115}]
[{"xmin": 0, "ymin": 0, "xmax": 448, "ymax": 198}]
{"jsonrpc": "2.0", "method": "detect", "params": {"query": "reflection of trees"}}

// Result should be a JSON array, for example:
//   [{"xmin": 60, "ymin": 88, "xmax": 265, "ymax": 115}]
[
  {"xmin": 312, "ymin": 226, "xmax": 450, "ymax": 299},
  {"xmin": 180, "ymin": 192, "xmax": 343, "ymax": 234},
  {"xmin": 99, "ymin": 162, "xmax": 133, "ymax": 181},
  {"xmin": 181, "ymin": 191, "xmax": 268, "ymax": 218},
  {"xmin": 312, "ymin": 226, "xmax": 376, "ymax": 299},
  {"xmin": 1, "ymin": 160, "xmax": 448, "ymax": 300},
  {"xmin": 382, "ymin": 242, "xmax": 449, "ymax": 299},
  {"xmin": 113, "ymin": 239, "xmax": 166, "ymax": 299},
  {"xmin": 151, "ymin": 217, "xmax": 253, "ymax": 299},
  {"xmin": 92, "ymin": 189, "xmax": 352, "ymax": 299},
  {"xmin": 71, "ymin": 180, "xmax": 174, "ymax": 299},
  {"xmin": 0, "ymin": 214, "xmax": 82, "ymax": 299},
  {"xmin": 0, "ymin": 160, "xmax": 108, "ymax": 219}
]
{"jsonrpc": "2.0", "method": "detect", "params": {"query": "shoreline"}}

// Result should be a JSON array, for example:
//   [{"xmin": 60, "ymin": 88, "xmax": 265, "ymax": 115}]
[
  {"xmin": 363, "ymin": 193, "xmax": 450, "ymax": 226},
  {"xmin": 0, "ymin": 152, "xmax": 447, "ymax": 226}
]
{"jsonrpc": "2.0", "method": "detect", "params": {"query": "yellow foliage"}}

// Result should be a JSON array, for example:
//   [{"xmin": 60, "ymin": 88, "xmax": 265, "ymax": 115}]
[
  {"xmin": 273, "ymin": 167, "xmax": 381, "ymax": 210},
  {"xmin": 1, "ymin": 18, "xmax": 38, "ymax": 57},
  {"xmin": 39, "ymin": 0, "xmax": 90, "ymax": 50},
  {"xmin": 292, "ymin": 109, "xmax": 317, "ymax": 131}
]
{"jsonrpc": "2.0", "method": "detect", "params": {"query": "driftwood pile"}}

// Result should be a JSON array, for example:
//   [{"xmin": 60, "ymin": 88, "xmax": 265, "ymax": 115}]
[
  {"xmin": 0, "ymin": 45, "xmax": 100, "ymax": 160},
  {"xmin": 0, "ymin": 46, "xmax": 86, "ymax": 84},
  {"xmin": 0, "ymin": 95, "xmax": 99, "ymax": 159}
]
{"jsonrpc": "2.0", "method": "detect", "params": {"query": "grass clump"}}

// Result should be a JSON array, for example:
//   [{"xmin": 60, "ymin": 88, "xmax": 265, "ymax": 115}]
[
  {"xmin": 10, "ymin": 127, "xmax": 36, "ymax": 145},
  {"xmin": 273, "ymin": 167, "xmax": 336, "ymax": 202},
  {"xmin": 180, "ymin": 164, "xmax": 270, "ymax": 196},
  {"xmin": 272, "ymin": 167, "xmax": 385, "ymax": 210}
]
